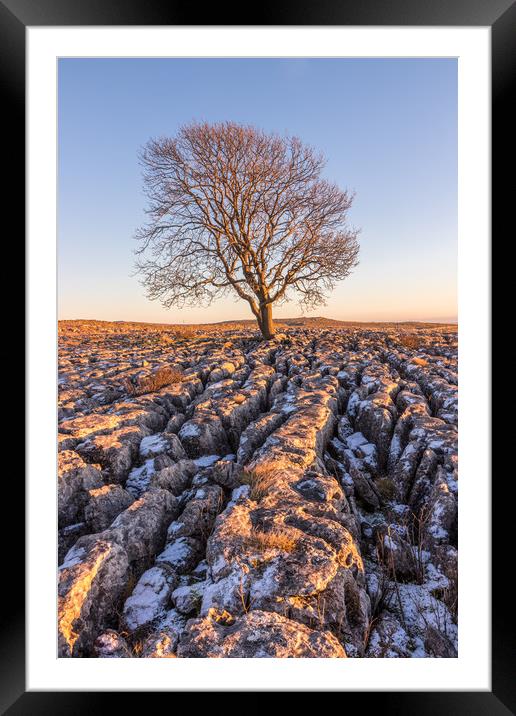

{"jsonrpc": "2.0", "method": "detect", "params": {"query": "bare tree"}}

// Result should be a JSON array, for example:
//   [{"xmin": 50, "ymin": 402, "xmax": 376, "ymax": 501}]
[{"xmin": 135, "ymin": 121, "xmax": 359, "ymax": 339}]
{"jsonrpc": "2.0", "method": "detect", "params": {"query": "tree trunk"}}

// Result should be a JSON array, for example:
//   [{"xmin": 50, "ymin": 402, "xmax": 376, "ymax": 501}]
[{"xmin": 258, "ymin": 303, "xmax": 275, "ymax": 340}]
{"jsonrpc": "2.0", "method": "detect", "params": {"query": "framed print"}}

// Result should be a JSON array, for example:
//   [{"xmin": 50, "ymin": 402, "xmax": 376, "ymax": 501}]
[{"xmin": 3, "ymin": 0, "xmax": 512, "ymax": 709}]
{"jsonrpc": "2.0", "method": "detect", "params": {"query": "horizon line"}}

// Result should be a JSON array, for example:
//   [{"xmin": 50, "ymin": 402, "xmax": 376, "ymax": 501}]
[{"xmin": 58, "ymin": 315, "xmax": 458, "ymax": 326}]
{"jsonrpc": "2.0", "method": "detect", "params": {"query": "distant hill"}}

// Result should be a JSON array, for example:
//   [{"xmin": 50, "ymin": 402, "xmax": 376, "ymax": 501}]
[
  {"xmin": 58, "ymin": 316, "xmax": 457, "ymax": 334},
  {"xmin": 214, "ymin": 316, "xmax": 456, "ymax": 328}
]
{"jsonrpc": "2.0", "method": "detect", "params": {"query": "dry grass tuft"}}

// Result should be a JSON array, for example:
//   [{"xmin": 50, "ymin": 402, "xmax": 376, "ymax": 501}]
[
  {"xmin": 439, "ymin": 561, "xmax": 458, "ymax": 623},
  {"xmin": 245, "ymin": 527, "xmax": 297, "ymax": 553},
  {"xmin": 124, "ymin": 365, "xmax": 183, "ymax": 397},
  {"xmin": 444, "ymin": 582, "xmax": 458, "ymax": 624},
  {"xmin": 398, "ymin": 334, "xmax": 420, "ymax": 350},
  {"xmin": 132, "ymin": 639, "xmax": 144, "ymax": 657},
  {"xmin": 159, "ymin": 333, "xmax": 176, "ymax": 345},
  {"xmin": 375, "ymin": 476, "xmax": 396, "ymax": 502},
  {"xmin": 363, "ymin": 563, "xmax": 395, "ymax": 653},
  {"xmin": 172, "ymin": 326, "xmax": 196, "ymax": 339},
  {"xmin": 241, "ymin": 468, "xmax": 279, "ymax": 501}
]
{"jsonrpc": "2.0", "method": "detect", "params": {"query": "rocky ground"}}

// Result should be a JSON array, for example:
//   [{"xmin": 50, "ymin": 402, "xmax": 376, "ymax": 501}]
[{"xmin": 57, "ymin": 320, "xmax": 458, "ymax": 658}]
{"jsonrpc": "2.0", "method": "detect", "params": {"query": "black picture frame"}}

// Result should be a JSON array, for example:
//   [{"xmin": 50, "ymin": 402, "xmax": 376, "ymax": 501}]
[{"xmin": 4, "ymin": 0, "xmax": 511, "ymax": 710}]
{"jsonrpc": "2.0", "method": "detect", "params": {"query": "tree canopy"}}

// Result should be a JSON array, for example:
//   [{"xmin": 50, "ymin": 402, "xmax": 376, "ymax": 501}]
[{"xmin": 135, "ymin": 121, "xmax": 359, "ymax": 338}]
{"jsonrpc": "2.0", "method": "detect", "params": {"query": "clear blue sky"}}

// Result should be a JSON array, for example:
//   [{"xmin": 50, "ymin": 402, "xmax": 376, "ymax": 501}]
[{"xmin": 58, "ymin": 58, "xmax": 457, "ymax": 324}]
